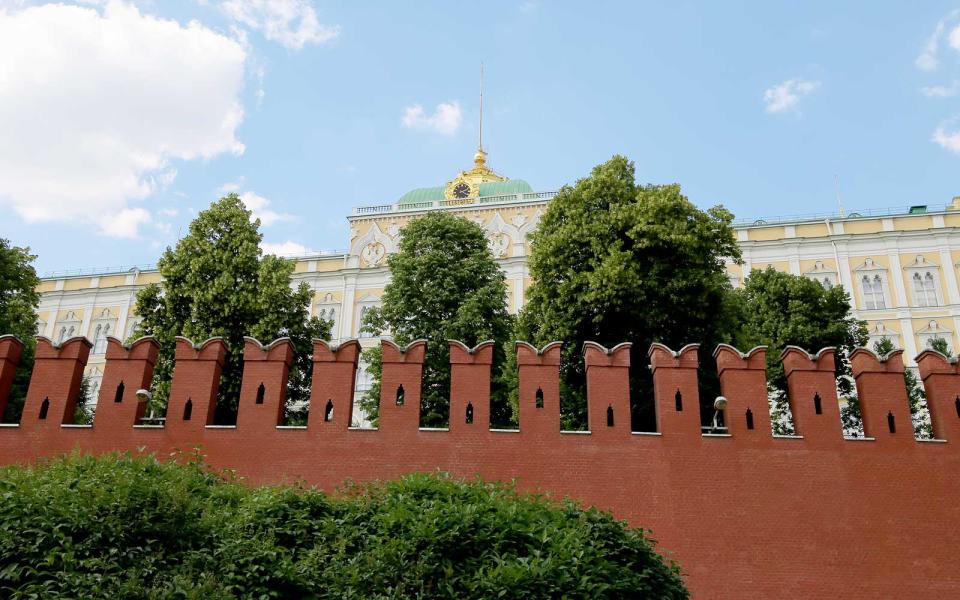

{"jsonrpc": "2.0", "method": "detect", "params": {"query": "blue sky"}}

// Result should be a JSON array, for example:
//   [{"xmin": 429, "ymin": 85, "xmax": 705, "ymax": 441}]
[{"xmin": 1, "ymin": 1, "xmax": 959, "ymax": 275}]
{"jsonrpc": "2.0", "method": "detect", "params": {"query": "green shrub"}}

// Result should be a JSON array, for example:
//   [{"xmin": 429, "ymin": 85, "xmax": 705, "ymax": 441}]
[{"xmin": 0, "ymin": 453, "xmax": 688, "ymax": 599}]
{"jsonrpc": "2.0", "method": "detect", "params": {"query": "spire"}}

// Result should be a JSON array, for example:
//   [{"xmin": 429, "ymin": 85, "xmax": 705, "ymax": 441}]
[
  {"xmin": 478, "ymin": 62, "xmax": 484, "ymax": 152},
  {"xmin": 474, "ymin": 62, "xmax": 487, "ymax": 168}
]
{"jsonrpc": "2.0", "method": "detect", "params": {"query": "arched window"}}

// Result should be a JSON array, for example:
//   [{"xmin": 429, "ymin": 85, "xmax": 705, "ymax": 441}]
[
  {"xmin": 861, "ymin": 275, "xmax": 886, "ymax": 310},
  {"xmin": 93, "ymin": 323, "xmax": 110, "ymax": 355},
  {"xmin": 913, "ymin": 271, "xmax": 938, "ymax": 307}
]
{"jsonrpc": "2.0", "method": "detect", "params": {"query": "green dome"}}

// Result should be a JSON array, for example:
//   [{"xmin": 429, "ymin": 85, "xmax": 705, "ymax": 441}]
[
  {"xmin": 397, "ymin": 186, "xmax": 445, "ymax": 205},
  {"xmin": 479, "ymin": 180, "xmax": 533, "ymax": 197},
  {"xmin": 396, "ymin": 180, "xmax": 534, "ymax": 205}
]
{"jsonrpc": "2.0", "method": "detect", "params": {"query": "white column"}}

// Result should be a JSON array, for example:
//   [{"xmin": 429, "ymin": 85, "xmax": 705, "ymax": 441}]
[
  {"xmin": 78, "ymin": 302, "xmax": 95, "ymax": 340},
  {"xmin": 899, "ymin": 317, "xmax": 919, "ymax": 364},
  {"xmin": 741, "ymin": 247, "xmax": 752, "ymax": 279},
  {"xmin": 838, "ymin": 255, "xmax": 854, "ymax": 309},
  {"xmin": 340, "ymin": 277, "xmax": 357, "ymax": 339},
  {"xmin": 887, "ymin": 253, "xmax": 908, "ymax": 308},
  {"xmin": 512, "ymin": 277, "xmax": 524, "ymax": 313},
  {"xmin": 788, "ymin": 257, "xmax": 801, "ymax": 275},
  {"xmin": 116, "ymin": 293, "xmax": 132, "ymax": 341},
  {"xmin": 939, "ymin": 249, "xmax": 960, "ymax": 305}
]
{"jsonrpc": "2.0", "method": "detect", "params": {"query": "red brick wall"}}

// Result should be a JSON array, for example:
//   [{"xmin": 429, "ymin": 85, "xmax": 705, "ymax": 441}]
[{"xmin": 1, "ymin": 335, "xmax": 958, "ymax": 598}]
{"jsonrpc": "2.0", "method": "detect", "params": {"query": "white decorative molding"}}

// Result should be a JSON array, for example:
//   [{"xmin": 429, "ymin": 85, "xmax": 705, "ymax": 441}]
[
  {"xmin": 904, "ymin": 255, "xmax": 942, "ymax": 307},
  {"xmin": 867, "ymin": 321, "xmax": 900, "ymax": 349},
  {"xmin": 803, "ymin": 260, "xmax": 838, "ymax": 289},
  {"xmin": 918, "ymin": 319, "xmax": 953, "ymax": 353},
  {"xmin": 854, "ymin": 258, "xmax": 892, "ymax": 310},
  {"xmin": 349, "ymin": 223, "xmax": 394, "ymax": 268}
]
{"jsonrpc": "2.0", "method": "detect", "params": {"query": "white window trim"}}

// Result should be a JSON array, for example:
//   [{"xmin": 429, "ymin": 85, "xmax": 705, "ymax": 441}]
[
  {"xmin": 867, "ymin": 322, "xmax": 900, "ymax": 350},
  {"xmin": 917, "ymin": 320, "xmax": 953, "ymax": 353},
  {"xmin": 54, "ymin": 311, "xmax": 82, "ymax": 343},
  {"xmin": 904, "ymin": 257, "xmax": 942, "ymax": 308},
  {"xmin": 355, "ymin": 294, "xmax": 381, "ymax": 338},
  {"xmin": 854, "ymin": 259, "xmax": 892, "ymax": 311},
  {"xmin": 803, "ymin": 261, "xmax": 838, "ymax": 290},
  {"xmin": 90, "ymin": 309, "xmax": 117, "ymax": 355}
]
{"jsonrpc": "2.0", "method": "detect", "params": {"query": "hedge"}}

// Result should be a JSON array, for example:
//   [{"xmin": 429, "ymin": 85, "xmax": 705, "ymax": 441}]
[{"xmin": 0, "ymin": 453, "xmax": 688, "ymax": 599}]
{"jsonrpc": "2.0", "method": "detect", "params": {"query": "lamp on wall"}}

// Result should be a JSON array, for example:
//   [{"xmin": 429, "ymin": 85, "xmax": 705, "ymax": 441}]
[
  {"xmin": 135, "ymin": 389, "xmax": 152, "ymax": 403},
  {"xmin": 711, "ymin": 396, "xmax": 727, "ymax": 432}
]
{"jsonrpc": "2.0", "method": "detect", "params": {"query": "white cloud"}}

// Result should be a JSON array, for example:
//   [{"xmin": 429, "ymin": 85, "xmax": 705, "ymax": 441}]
[
  {"xmin": 933, "ymin": 120, "xmax": 960, "ymax": 154},
  {"xmin": 401, "ymin": 101, "xmax": 463, "ymax": 135},
  {"xmin": 158, "ymin": 207, "xmax": 179, "ymax": 217},
  {"xmin": 99, "ymin": 208, "xmax": 152, "ymax": 239},
  {"xmin": 916, "ymin": 10, "xmax": 960, "ymax": 71},
  {"xmin": 0, "ymin": 1, "xmax": 246, "ymax": 238},
  {"xmin": 219, "ymin": 183, "xmax": 293, "ymax": 226},
  {"xmin": 921, "ymin": 81, "xmax": 960, "ymax": 98},
  {"xmin": 220, "ymin": 0, "xmax": 339, "ymax": 50},
  {"xmin": 763, "ymin": 79, "xmax": 820, "ymax": 114},
  {"xmin": 261, "ymin": 240, "xmax": 313, "ymax": 256}
]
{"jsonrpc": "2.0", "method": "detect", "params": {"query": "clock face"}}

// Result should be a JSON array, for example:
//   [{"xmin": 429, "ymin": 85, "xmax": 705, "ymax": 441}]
[{"xmin": 453, "ymin": 182, "xmax": 471, "ymax": 199}]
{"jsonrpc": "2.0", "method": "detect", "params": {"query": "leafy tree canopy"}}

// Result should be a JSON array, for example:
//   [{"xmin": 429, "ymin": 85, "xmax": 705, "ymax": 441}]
[
  {"xmin": 0, "ymin": 453, "xmax": 689, "ymax": 599},
  {"xmin": 360, "ymin": 212, "xmax": 513, "ymax": 427},
  {"xmin": 731, "ymin": 267, "xmax": 868, "ymax": 434},
  {"xmin": 518, "ymin": 155, "xmax": 741, "ymax": 429},
  {"xmin": 867, "ymin": 336, "xmax": 934, "ymax": 438},
  {"xmin": 732, "ymin": 267, "xmax": 868, "ymax": 392},
  {"xmin": 0, "ymin": 238, "xmax": 40, "ymax": 422},
  {"xmin": 134, "ymin": 194, "xmax": 329, "ymax": 423}
]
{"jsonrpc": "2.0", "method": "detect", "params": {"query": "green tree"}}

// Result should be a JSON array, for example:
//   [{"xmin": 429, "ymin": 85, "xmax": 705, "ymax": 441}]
[
  {"xmin": 869, "ymin": 337, "xmax": 935, "ymax": 438},
  {"xmin": 73, "ymin": 376, "xmax": 94, "ymax": 425},
  {"xmin": 0, "ymin": 238, "xmax": 40, "ymax": 423},
  {"xmin": 518, "ymin": 156, "xmax": 741, "ymax": 430},
  {"xmin": 731, "ymin": 267, "xmax": 868, "ymax": 434},
  {"xmin": 928, "ymin": 336, "xmax": 951, "ymax": 357},
  {"xmin": 359, "ymin": 212, "xmax": 513, "ymax": 427},
  {"xmin": 133, "ymin": 195, "xmax": 330, "ymax": 423}
]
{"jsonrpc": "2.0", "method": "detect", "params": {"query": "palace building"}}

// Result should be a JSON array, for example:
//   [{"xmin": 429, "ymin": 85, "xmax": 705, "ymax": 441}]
[{"xmin": 33, "ymin": 145, "xmax": 960, "ymax": 420}]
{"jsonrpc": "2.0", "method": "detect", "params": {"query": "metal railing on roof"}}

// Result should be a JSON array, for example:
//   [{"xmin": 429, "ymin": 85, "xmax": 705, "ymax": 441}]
[
  {"xmin": 732, "ymin": 204, "xmax": 952, "ymax": 227},
  {"xmin": 266, "ymin": 249, "xmax": 349, "ymax": 259},
  {"xmin": 41, "ymin": 250, "xmax": 350, "ymax": 280},
  {"xmin": 352, "ymin": 191, "xmax": 558, "ymax": 216},
  {"xmin": 42, "ymin": 264, "xmax": 157, "ymax": 278}
]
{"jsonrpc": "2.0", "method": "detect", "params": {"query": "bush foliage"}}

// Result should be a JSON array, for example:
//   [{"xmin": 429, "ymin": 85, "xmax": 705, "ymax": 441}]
[{"xmin": 0, "ymin": 454, "xmax": 688, "ymax": 599}]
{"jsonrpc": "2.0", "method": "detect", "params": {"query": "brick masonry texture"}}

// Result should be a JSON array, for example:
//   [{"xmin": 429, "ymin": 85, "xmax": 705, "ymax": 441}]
[{"xmin": 1, "ymin": 334, "xmax": 959, "ymax": 598}]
